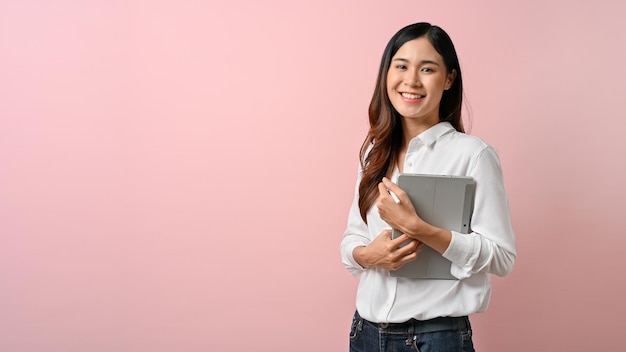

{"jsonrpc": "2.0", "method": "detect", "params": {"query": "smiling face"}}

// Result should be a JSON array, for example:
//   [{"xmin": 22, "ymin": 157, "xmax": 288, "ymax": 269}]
[{"xmin": 386, "ymin": 36, "xmax": 456, "ymax": 130}]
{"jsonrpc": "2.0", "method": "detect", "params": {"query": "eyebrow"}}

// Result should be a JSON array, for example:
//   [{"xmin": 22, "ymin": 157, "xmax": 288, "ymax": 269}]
[{"xmin": 392, "ymin": 58, "xmax": 441, "ymax": 66}]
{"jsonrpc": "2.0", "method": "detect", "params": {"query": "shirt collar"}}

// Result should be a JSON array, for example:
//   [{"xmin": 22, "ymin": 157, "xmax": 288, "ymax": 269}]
[{"xmin": 410, "ymin": 121, "xmax": 456, "ymax": 147}]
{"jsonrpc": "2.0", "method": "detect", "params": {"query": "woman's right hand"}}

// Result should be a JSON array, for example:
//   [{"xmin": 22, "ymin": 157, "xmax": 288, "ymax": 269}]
[{"xmin": 352, "ymin": 230, "xmax": 422, "ymax": 270}]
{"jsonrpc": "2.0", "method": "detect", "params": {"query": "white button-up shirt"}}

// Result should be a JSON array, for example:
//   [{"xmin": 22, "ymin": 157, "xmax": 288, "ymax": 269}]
[{"xmin": 340, "ymin": 122, "xmax": 516, "ymax": 322}]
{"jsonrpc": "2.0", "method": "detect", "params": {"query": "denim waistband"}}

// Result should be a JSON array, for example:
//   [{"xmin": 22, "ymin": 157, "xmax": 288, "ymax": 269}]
[{"xmin": 358, "ymin": 312, "xmax": 470, "ymax": 334}]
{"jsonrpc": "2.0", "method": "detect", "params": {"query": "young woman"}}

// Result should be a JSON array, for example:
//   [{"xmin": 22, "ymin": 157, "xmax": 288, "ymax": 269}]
[{"xmin": 340, "ymin": 23, "xmax": 516, "ymax": 352}]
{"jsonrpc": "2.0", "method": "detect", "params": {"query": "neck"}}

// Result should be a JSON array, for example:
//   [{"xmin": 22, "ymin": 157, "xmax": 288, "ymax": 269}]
[{"xmin": 401, "ymin": 117, "xmax": 439, "ymax": 146}]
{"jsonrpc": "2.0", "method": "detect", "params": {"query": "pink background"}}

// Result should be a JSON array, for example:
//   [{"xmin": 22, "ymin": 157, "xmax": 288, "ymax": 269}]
[{"xmin": 1, "ymin": 1, "xmax": 625, "ymax": 351}]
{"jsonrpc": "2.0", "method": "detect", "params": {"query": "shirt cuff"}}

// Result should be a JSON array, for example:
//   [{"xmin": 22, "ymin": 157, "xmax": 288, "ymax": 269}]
[
  {"xmin": 442, "ymin": 231, "xmax": 475, "ymax": 279},
  {"xmin": 342, "ymin": 241, "xmax": 367, "ymax": 277}
]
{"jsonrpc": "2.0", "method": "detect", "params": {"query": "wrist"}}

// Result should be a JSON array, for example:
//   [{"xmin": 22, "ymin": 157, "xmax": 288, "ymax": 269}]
[
  {"xmin": 403, "ymin": 219, "xmax": 451, "ymax": 250},
  {"xmin": 352, "ymin": 246, "xmax": 371, "ymax": 269},
  {"xmin": 410, "ymin": 225, "xmax": 452, "ymax": 254},
  {"xmin": 402, "ymin": 216, "xmax": 430, "ymax": 239}
]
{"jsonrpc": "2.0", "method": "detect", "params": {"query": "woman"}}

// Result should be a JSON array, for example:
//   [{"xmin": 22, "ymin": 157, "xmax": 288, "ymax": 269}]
[{"xmin": 340, "ymin": 22, "xmax": 516, "ymax": 352}]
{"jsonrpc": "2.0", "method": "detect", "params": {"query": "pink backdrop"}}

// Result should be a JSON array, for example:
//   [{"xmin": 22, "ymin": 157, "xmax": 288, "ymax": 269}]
[{"xmin": 1, "ymin": 1, "xmax": 625, "ymax": 351}]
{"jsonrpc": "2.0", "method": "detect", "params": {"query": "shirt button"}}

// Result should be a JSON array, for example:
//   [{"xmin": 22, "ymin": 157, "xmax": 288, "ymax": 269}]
[{"xmin": 408, "ymin": 162, "xmax": 413, "ymax": 167}]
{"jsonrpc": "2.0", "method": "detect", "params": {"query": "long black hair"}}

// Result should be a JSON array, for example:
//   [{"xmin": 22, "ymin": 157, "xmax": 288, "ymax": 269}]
[{"xmin": 358, "ymin": 22, "xmax": 464, "ymax": 222}]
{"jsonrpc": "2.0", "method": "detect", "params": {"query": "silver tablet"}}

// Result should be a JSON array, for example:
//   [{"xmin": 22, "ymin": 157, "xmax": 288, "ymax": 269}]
[{"xmin": 390, "ymin": 174, "xmax": 475, "ymax": 279}]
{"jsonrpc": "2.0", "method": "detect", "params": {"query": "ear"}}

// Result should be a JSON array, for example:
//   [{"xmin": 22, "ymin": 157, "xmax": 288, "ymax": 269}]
[{"xmin": 444, "ymin": 69, "xmax": 457, "ymax": 90}]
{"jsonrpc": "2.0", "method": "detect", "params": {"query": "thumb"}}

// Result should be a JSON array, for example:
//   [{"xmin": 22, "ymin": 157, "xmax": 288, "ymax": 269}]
[{"xmin": 382, "ymin": 177, "xmax": 403, "ymax": 195}]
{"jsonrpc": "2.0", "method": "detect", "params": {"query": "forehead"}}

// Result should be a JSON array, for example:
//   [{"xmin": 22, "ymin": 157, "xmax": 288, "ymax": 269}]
[{"xmin": 392, "ymin": 37, "xmax": 443, "ymax": 63}]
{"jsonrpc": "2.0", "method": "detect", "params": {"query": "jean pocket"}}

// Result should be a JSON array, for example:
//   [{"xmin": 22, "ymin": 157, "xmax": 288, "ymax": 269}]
[
  {"xmin": 349, "ymin": 313, "xmax": 363, "ymax": 341},
  {"xmin": 461, "ymin": 328, "xmax": 472, "ymax": 341},
  {"xmin": 461, "ymin": 329, "xmax": 475, "ymax": 352}
]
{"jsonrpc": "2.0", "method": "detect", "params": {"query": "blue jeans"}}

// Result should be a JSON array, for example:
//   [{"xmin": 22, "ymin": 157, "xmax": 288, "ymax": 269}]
[{"xmin": 349, "ymin": 311, "xmax": 475, "ymax": 352}]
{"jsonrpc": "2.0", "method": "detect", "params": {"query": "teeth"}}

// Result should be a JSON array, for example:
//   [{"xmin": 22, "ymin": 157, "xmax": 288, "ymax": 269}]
[{"xmin": 401, "ymin": 93, "xmax": 422, "ymax": 99}]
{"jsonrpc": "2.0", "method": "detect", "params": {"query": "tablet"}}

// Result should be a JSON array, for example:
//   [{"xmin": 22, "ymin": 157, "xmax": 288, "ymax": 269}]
[{"xmin": 390, "ymin": 174, "xmax": 475, "ymax": 279}]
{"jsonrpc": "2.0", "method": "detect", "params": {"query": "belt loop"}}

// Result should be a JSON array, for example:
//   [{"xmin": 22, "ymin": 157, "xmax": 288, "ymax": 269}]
[
  {"xmin": 405, "ymin": 320, "xmax": 417, "ymax": 347},
  {"xmin": 463, "ymin": 316, "xmax": 471, "ymax": 332}
]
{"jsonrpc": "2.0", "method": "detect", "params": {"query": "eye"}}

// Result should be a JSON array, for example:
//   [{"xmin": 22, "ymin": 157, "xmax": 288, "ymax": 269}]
[
  {"xmin": 421, "ymin": 67, "xmax": 434, "ymax": 73},
  {"xmin": 395, "ymin": 64, "xmax": 407, "ymax": 70}
]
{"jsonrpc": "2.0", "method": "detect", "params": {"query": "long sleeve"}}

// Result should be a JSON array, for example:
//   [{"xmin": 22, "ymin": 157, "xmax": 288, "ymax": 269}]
[
  {"xmin": 340, "ymin": 168, "xmax": 371, "ymax": 277},
  {"xmin": 340, "ymin": 123, "xmax": 517, "ymax": 322},
  {"xmin": 442, "ymin": 146, "xmax": 517, "ymax": 279}
]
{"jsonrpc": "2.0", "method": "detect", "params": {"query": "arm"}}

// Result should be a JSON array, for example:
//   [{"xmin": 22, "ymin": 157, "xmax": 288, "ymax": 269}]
[
  {"xmin": 444, "ymin": 146, "xmax": 516, "ymax": 278},
  {"xmin": 377, "ymin": 147, "xmax": 516, "ymax": 279},
  {"xmin": 340, "ymin": 169, "xmax": 420, "ymax": 276},
  {"xmin": 377, "ymin": 177, "xmax": 453, "ymax": 254},
  {"xmin": 352, "ymin": 230, "xmax": 422, "ymax": 271}
]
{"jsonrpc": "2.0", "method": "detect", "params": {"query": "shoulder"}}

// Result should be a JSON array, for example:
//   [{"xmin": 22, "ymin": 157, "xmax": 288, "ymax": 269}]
[
  {"xmin": 439, "ymin": 130, "xmax": 493, "ymax": 154},
  {"xmin": 438, "ymin": 131, "xmax": 503, "ymax": 173}
]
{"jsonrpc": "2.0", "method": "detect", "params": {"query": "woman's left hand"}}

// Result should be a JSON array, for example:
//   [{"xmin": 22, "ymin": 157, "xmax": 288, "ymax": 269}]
[{"xmin": 377, "ymin": 177, "xmax": 425, "ymax": 239}]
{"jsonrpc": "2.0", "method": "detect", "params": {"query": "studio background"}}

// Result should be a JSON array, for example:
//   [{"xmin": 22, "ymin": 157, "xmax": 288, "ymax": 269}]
[{"xmin": 1, "ymin": 1, "xmax": 624, "ymax": 351}]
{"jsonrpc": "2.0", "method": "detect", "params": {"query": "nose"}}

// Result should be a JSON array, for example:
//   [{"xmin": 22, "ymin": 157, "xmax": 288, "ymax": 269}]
[{"xmin": 404, "ymin": 69, "xmax": 422, "ymax": 87}]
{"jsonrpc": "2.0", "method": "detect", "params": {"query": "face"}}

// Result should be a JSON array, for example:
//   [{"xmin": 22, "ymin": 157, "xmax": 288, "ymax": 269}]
[{"xmin": 386, "ymin": 36, "xmax": 456, "ymax": 127}]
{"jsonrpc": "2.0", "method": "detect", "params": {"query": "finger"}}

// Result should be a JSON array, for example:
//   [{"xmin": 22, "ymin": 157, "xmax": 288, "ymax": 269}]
[
  {"xmin": 382, "ymin": 177, "xmax": 402, "ymax": 194},
  {"xmin": 380, "ymin": 229, "xmax": 392, "ymax": 239},
  {"xmin": 390, "ymin": 233, "xmax": 412, "ymax": 246},
  {"xmin": 401, "ymin": 251, "xmax": 418, "ymax": 263},
  {"xmin": 378, "ymin": 179, "xmax": 402, "ymax": 204},
  {"xmin": 377, "ymin": 181, "xmax": 391, "ymax": 201},
  {"xmin": 397, "ymin": 238, "xmax": 420, "ymax": 254},
  {"xmin": 381, "ymin": 178, "xmax": 404, "ymax": 204},
  {"xmin": 395, "ymin": 250, "xmax": 418, "ymax": 267},
  {"xmin": 396, "ymin": 241, "xmax": 416, "ymax": 257}
]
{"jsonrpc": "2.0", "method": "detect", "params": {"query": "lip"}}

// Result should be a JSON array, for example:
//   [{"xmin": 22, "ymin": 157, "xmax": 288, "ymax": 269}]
[{"xmin": 399, "ymin": 92, "xmax": 424, "ymax": 102}]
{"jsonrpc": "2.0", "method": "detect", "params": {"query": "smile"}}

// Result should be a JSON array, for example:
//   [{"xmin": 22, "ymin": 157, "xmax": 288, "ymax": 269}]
[{"xmin": 401, "ymin": 92, "xmax": 423, "ymax": 99}]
